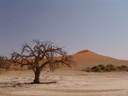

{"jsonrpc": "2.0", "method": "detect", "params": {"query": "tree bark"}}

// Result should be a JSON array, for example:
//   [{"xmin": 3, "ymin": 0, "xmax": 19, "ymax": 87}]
[{"xmin": 33, "ymin": 69, "xmax": 41, "ymax": 84}]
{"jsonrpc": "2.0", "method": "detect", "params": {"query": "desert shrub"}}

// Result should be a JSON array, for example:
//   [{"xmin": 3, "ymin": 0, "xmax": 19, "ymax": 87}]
[
  {"xmin": 116, "ymin": 65, "xmax": 127, "ymax": 71},
  {"xmin": 87, "ymin": 64, "xmax": 115, "ymax": 72},
  {"xmin": 121, "ymin": 65, "xmax": 127, "ymax": 69},
  {"xmin": 82, "ymin": 64, "xmax": 128, "ymax": 72},
  {"xmin": 0, "ymin": 56, "xmax": 6, "ymax": 68},
  {"xmin": 91, "ymin": 66, "xmax": 101, "ymax": 72},
  {"xmin": 98, "ymin": 64, "xmax": 105, "ymax": 70},
  {"xmin": 105, "ymin": 64, "xmax": 115, "ymax": 72},
  {"xmin": 104, "ymin": 67, "xmax": 111, "ymax": 72},
  {"xmin": 0, "ymin": 56, "xmax": 8, "ymax": 74},
  {"xmin": 90, "ymin": 64, "xmax": 105, "ymax": 72}
]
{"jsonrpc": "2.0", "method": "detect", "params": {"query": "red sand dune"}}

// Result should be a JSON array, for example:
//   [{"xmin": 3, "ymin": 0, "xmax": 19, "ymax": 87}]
[
  {"xmin": 69, "ymin": 50, "xmax": 128, "ymax": 70},
  {"xmin": 9, "ymin": 49, "xmax": 128, "ymax": 70},
  {"xmin": 72, "ymin": 50, "xmax": 110, "ymax": 62}
]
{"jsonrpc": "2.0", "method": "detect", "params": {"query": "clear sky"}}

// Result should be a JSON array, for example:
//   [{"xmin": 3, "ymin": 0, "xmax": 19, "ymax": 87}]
[{"xmin": 0, "ymin": 0, "xmax": 128, "ymax": 60}]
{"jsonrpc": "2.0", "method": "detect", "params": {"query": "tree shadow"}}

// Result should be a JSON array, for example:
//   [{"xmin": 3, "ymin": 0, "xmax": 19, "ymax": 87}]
[
  {"xmin": 30, "ymin": 81, "xmax": 57, "ymax": 84},
  {"xmin": 0, "ymin": 81, "xmax": 57, "ymax": 88}
]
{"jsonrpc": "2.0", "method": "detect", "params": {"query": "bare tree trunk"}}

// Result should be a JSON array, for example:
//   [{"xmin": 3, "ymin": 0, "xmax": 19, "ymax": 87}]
[{"xmin": 33, "ymin": 69, "xmax": 41, "ymax": 84}]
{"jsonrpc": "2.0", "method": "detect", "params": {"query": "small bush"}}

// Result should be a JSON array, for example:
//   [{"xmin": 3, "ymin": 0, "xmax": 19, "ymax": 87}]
[
  {"xmin": 121, "ymin": 65, "xmax": 127, "ymax": 69},
  {"xmin": 82, "ymin": 64, "xmax": 128, "ymax": 72},
  {"xmin": 0, "ymin": 56, "xmax": 6, "ymax": 68},
  {"xmin": 105, "ymin": 64, "xmax": 115, "ymax": 72},
  {"xmin": 98, "ymin": 64, "xmax": 105, "ymax": 70},
  {"xmin": 91, "ymin": 66, "xmax": 101, "ymax": 72},
  {"xmin": 90, "ymin": 64, "xmax": 115, "ymax": 72},
  {"xmin": 0, "ymin": 56, "xmax": 8, "ymax": 74}
]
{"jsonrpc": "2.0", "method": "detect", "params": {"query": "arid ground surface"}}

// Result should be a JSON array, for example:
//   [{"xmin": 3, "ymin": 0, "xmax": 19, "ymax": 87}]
[
  {"xmin": 1, "ymin": 50, "xmax": 128, "ymax": 96},
  {"xmin": 0, "ymin": 69, "xmax": 128, "ymax": 96}
]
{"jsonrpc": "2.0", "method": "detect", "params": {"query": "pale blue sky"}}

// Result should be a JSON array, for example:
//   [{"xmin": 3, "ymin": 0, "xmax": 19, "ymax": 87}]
[{"xmin": 0, "ymin": 0, "xmax": 128, "ymax": 60}]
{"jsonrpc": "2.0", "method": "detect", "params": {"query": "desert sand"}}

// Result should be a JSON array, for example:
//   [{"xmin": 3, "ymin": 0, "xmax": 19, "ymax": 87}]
[
  {"xmin": 71, "ymin": 50, "xmax": 128, "ymax": 70},
  {"xmin": 0, "ymin": 70, "xmax": 128, "ymax": 96},
  {"xmin": 1, "ymin": 50, "xmax": 128, "ymax": 96}
]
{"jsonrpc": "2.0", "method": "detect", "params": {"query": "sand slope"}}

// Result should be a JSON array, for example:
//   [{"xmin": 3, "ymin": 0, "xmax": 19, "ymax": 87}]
[
  {"xmin": 73, "ymin": 50, "xmax": 110, "ymax": 61},
  {"xmin": 71, "ymin": 50, "xmax": 128, "ymax": 69},
  {"xmin": 8, "ymin": 49, "xmax": 128, "ymax": 70}
]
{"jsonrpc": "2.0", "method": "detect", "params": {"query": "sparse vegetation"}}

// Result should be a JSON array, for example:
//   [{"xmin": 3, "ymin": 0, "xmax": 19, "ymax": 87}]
[
  {"xmin": 105, "ymin": 64, "xmax": 115, "ymax": 72},
  {"xmin": 0, "ymin": 56, "xmax": 5, "ymax": 67},
  {"xmin": 82, "ymin": 64, "xmax": 128, "ymax": 72},
  {"xmin": 10, "ymin": 40, "xmax": 73, "ymax": 84},
  {"xmin": 121, "ymin": 65, "xmax": 127, "ymax": 69},
  {"xmin": 98, "ymin": 64, "xmax": 105, "ymax": 70},
  {"xmin": 0, "ymin": 56, "xmax": 9, "ymax": 73},
  {"xmin": 91, "ymin": 66, "xmax": 101, "ymax": 72},
  {"xmin": 0, "ymin": 56, "xmax": 8, "ymax": 68}
]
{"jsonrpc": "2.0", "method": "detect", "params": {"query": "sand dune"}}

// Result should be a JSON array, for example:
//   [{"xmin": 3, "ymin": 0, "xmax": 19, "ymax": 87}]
[
  {"xmin": 70, "ymin": 50, "xmax": 128, "ymax": 70},
  {"xmin": 73, "ymin": 50, "xmax": 110, "ymax": 61},
  {"xmin": 8, "ymin": 49, "xmax": 128, "ymax": 71},
  {"xmin": 1, "ymin": 50, "xmax": 128, "ymax": 96}
]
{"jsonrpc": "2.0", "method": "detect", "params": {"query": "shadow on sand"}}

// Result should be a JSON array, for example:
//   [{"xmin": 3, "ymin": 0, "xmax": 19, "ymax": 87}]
[{"xmin": 0, "ymin": 81, "xmax": 57, "ymax": 88}]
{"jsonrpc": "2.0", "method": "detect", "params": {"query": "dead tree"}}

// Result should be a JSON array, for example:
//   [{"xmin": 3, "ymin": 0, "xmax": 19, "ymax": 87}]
[{"xmin": 10, "ymin": 40, "xmax": 73, "ymax": 84}]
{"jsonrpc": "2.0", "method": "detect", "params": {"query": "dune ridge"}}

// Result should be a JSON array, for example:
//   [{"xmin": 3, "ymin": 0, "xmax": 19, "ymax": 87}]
[
  {"xmin": 73, "ymin": 50, "xmax": 110, "ymax": 62},
  {"xmin": 69, "ymin": 50, "xmax": 128, "ymax": 69}
]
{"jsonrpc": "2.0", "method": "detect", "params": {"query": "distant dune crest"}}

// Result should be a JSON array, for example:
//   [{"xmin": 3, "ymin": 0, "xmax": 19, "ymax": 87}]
[
  {"xmin": 73, "ymin": 49, "xmax": 108, "ymax": 62},
  {"xmin": 75, "ymin": 50, "xmax": 91, "ymax": 54},
  {"xmin": 69, "ymin": 49, "xmax": 128, "ymax": 69}
]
